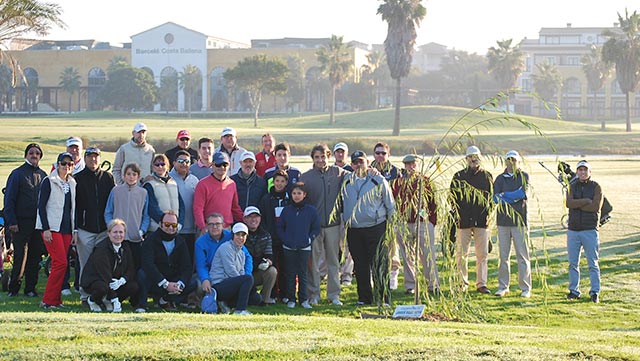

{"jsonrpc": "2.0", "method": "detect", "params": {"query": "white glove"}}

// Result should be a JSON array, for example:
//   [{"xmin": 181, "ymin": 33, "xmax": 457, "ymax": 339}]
[
  {"xmin": 109, "ymin": 277, "xmax": 126, "ymax": 290},
  {"xmin": 258, "ymin": 259, "xmax": 270, "ymax": 271}
]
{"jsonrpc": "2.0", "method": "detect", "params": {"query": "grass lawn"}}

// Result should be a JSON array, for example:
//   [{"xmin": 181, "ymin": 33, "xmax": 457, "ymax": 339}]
[{"xmin": 0, "ymin": 109, "xmax": 639, "ymax": 360}]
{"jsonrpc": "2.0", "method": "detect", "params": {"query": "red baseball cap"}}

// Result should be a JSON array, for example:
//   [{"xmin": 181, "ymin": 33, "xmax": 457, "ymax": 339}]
[{"xmin": 176, "ymin": 130, "xmax": 191, "ymax": 139}]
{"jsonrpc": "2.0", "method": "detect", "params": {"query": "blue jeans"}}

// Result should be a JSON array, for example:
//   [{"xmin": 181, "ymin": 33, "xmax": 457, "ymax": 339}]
[
  {"xmin": 567, "ymin": 229, "xmax": 600, "ymax": 296},
  {"xmin": 213, "ymin": 275, "xmax": 261, "ymax": 311},
  {"xmin": 283, "ymin": 249, "xmax": 311, "ymax": 303}
]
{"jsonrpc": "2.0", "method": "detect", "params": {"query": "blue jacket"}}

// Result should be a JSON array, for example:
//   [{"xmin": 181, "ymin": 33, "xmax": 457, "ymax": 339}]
[
  {"xmin": 230, "ymin": 170, "xmax": 267, "ymax": 210},
  {"xmin": 277, "ymin": 202, "xmax": 321, "ymax": 250},
  {"xmin": 194, "ymin": 229, "xmax": 252, "ymax": 282}
]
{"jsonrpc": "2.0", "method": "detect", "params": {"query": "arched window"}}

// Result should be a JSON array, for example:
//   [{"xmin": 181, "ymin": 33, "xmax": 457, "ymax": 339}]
[
  {"xmin": 563, "ymin": 77, "xmax": 581, "ymax": 94},
  {"xmin": 141, "ymin": 67, "xmax": 154, "ymax": 80},
  {"xmin": 88, "ymin": 67, "xmax": 106, "ymax": 110},
  {"xmin": 160, "ymin": 66, "xmax": 178, "ymax": 111},
  {"xmin": 21, "ymin": 68, "xmax": 38, "ymax": 112},
  {"xmin": 210, "ymin": 66, "xmax": 227, "ymax": 111},
  {"xmin": 305, "ymin": 67, "xmax": 326, "ymax": 112}
]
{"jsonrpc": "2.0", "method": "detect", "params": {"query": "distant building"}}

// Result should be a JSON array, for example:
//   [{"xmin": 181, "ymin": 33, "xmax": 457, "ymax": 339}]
[
  {"xmin": 515, "ymin": 23, "xmax": 638, "ymax": 119},
  {"xmin": 4, "ymin": 22, "xmax": 368, "ymax": 113}
]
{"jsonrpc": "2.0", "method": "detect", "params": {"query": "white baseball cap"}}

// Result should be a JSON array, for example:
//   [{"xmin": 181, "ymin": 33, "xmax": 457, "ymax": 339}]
[
  {"xmin": 133, "ymin": 122, "xmax": 147, "ymax": 133},
  {"xmin": 240, "ymin": 151, "xmax": 256, "ymax": 162},
  {"xmin": 333, "ymin": 142, "xmax": 348, "ymax": 153},
  {"xmin": 232, "ymin": 222, "xmax": 248, "ymax": 234},
  {"xmin": 66, "ymin": 136, "xmax": 82, "ymax": 148},
  {"xmin": 505, "ymin": 150, "xmax": 521, "ymax": 161},
  {"xmin": 221, "ymin": 127, "xmax": 236, "ymax": 137},
  {"xmin": 576, "ymin": 160, "xmax": 591, "ymax": 170},
  {"xmin": 243, "ymin": 206, "xmax": 261, "ymax": 217},
  {"xmin": 465, "ymin": 145, "xmax": 481, "ymax": 156}
]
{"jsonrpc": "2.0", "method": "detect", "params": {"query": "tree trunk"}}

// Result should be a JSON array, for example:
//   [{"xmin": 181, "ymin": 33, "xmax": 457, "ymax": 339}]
[
  {"xmin": 505, "ymin": 89, "xmax": 511, "ymax": 113},
  {"xmin": 625, "ymin": 91, "xmax": 632, "ymax": 132},
  {"xmin": 254, "ymin": 106, "xmax": 259, "ymax": 128},
  {"xmin": 393, "ymin": 77, "xmax": 401, "ymax": 136},
  {"xmin": 68, "ymin": 94, "xmax": 72, "ymax": 114},
  {"xmin": 594, "ymin": 92, "xmax": 604, "ymax": 131},
  {"xmin": 330, "ymin": 85, "xmax": 336, "ymax": 124}
]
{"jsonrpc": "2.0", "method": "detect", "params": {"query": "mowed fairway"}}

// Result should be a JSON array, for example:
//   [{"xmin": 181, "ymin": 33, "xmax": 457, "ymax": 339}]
[{"xmin": 0, "ymin": 109, "xmax": 639, "ymax": 360}]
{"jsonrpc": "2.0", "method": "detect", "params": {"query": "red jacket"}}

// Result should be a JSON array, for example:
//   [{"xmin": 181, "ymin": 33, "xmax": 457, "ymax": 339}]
[
  {"xmin": 255, "ymin": 151, "xmax": 275, "ymax": 177},
  {"xmin": 193, "ymin": 175, "xmax": 243, "ymax": 229},
  {"xmin": 393, "ymin": 172, "xmax": 437, "ymax": 225}
]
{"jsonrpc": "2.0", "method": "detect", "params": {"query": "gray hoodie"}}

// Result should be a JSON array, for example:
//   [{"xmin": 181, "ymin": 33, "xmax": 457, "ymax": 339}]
[
  {"xmin": 340, "ymin": 172, "xmax": 395, "ymax": 228},
  {"xmin": 209, "ymin": 240, "xmax": 245, "ymax": 285}
]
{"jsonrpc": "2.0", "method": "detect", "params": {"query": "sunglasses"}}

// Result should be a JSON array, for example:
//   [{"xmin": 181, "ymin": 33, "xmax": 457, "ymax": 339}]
[
  {"xmin": 179, "ymin": 137, "xmax": 190, "ymax": 141},
  {"xmin": 154, "ymin": 162, "xmax": 166, "ymax": 167},
  {"xmin": 375, "ymin": 151, "xmax": 387, "ymax": 156},
  {"xmin": 176, "ymin": 159, "xmax": 190, "ymax": 164},
  {"xmin": 163, "ymin": 222, "xmax": 178, "ymax": 228},
  {"xmin": 59, "ymin": 161, "xmax": 73, "ymax": 167},
  {"xmin": 214, "ymin": 163, "xmax": 229, "ymax": 168}
]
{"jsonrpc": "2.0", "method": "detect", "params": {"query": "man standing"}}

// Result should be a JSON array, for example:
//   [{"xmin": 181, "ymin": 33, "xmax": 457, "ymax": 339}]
[
  {"xmin": 341, "ymin": 151, "xmax": 395, "ymax": 305},
  {"xmin": 333, "ymin": 142, "xmax": 353, "ymax": 171},
  {"xmin": 217, "ymin": 127, "xmax": 247, "ymax": 176},
  {"xmin": 190, "ymin": 137, "xmax": 214, "ymax": 180},
  {"xmin": 255, "ymin": 133, "xmax": 276, "ymax": 177},
  {"xmin": 566, "ymin": 160, "xmax": 603, "ymax": 303},
  {"xmin": 231, "ymin": 151, "xmax": 267, "ymax": 210},
  {"xmin": 74, "ymin": 147, "xmax": 115, "ymax": 302},
  {"xmin": 393, "ymin": 154, "xmax": 440, "ymax": 294},
  {"xmin": 264, "ymin": 143, "xmax": 301, "ymax": 194},
  {"xmin": 164, "ymin": 129, "xmax": 198, "ymax": 167},
  {"xmin": 450, "ymin": 145, "xmax": 494, "ymax": 294},
  {"xmin": 493, "ymin": 150, "xmax": 532, "ymax": 298},
  {"xmin": 301, "ymin": 144, "xmax": 348, "ymax": 306},
  {"xmin": 139, "ymin": 211, "xmax": 196, "ymax": 310},
  {"xmin": 193, "ymin": 152, "xmax": 243, "ymax": 233},
  {"xmin": 4, "ymin": 143, "xmax": 47, "ymax": 297},
  {"xmin": 370, "ymin": 142, "xmax": 402, "ymax": 290},
  {"xmin": 243, "ymin": 206, "xmax": 277, "ymax": 304},
  {"xmin": 65, "ymin": 136, "xmax": 85, "ymax": 174},
  {"xmin": 113, "ymin": 122, "xmax": 155, "ymax": 184},
  {"xmin": 169, "ymin": 150, "xmax": 199, "ymax": 259}
]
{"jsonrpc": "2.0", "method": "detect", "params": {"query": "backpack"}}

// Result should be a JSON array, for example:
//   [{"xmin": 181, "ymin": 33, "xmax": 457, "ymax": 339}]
[{"xmin": 201, "ymin": 289, "xmax": 218, "ymax": 314}]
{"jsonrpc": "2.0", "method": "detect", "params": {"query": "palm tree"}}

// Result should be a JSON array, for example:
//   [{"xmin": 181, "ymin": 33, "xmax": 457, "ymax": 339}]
[
  {"xmin": 0, "ymin": 0, "xmax": 65, "ymax": 85},
  {"xmin": 582, "ymin": 44, "xmax": 613, "ymax": 130},
  {"xmin": 179, "ymin": 64, "xmax": 202, "ymax": 118},
  {"xmin": 487, "ymin": 39, "xmax": 526, "ymax": 111},
  {"xmin": 0, "ymin": 64, "xmax": 13, "ymax": 112},
  {"xmin": 361, "ymin": 51, "xmax": 390, "ymax": 108},
  {"xmin": 58, "ymin": 66, "xmax": 81, "ymax": 113},
  {"xmin": 602, "ymin": 9, "xmax": 640, "ymax": 132},
  {"xmin": 531, "ymin": 62, "xmax": 562, "ymax": 117},
  {"xmin": 316, "ymin": 35, "xmax": 353, "ymax": 125},
  {"xmin": 378, "ymin": 0, "xmax": 426, "ymax": 136}
]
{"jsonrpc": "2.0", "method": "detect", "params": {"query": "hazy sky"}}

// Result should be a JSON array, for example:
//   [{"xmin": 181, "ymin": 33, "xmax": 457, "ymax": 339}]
[{"xmin": 41, "ymin": 0, "xmax": 634, "ymax": 54}]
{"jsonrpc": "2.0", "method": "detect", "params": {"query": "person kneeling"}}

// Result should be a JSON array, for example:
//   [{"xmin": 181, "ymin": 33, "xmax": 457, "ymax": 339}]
[
  {"xmin": 209, "ymin": 223, "xmax": 261, "ymax": 315},
  {"xmin": 81, "ymin": 219, "xmax": 139, "ymax": 312}
]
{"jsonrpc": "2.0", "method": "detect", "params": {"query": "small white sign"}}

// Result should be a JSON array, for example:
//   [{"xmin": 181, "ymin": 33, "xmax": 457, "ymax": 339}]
[{"xmin": 392, "ymin": 304, "xmax": 426, "ymax": 319}]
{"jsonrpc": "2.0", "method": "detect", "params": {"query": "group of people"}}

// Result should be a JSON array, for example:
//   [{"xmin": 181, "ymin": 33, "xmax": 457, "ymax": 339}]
[{"xmin": 2, "ymin": 123, "xmax": 605, "ymax": 314}]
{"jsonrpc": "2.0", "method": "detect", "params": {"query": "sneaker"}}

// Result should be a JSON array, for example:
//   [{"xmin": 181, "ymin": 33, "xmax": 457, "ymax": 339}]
[
  {"xmin": 39, "ymin": 302, "xmax": 57, "ymax": 310},
  {"xmin": 234, "ymin": 310, "xmax": 252, "ymax": 316},
  {"xmin": 405, "ymin": 288, "xmax": 415, "ymax": 295},
  {"xmin": 111, "ymin": 298, "xmax": 122, "ymax": 313},
  {"xmin": 7, "ymin": 291, "xmax": 18, "ymax": 297},
  {"xmin": 281, "ymin": 297, "xmax": 289, "ymax": 304},
  {"xmin": 590, "ymin": 293, "xmax": 600, "ymax": 303},
  {"xmin": 134, "ymin": 307, "xmax": 146, "ymax": 313},
  {"xmin": 566, "ymin": 292, "xmax": 580, "ymax": 300},
  {"xmin": 308, "ymin": 297, "xmax": 319, "ymax": 305},
  {"xmin": 494, "ymin": 288, "xmax": 509, "ymax": 297},
  {"xmin": 158, "ymin": 298, "xmax": 177, "ymax": 311},
  {"xmin": 341, "ymin": 280, "xmax": 352, "ymax": 286},
  {"xmin": 520, "ymin": 290, "xmax": 531, "ymax": 298},
  {"xmin": 24, "ymin": 291, "xmax": 38, "ymax": 297},
  {"xmin": 331, "ymin": 298, "xmax": 343, "ymax": 306},
  {"xmin": 263, "ymin": 298, "xmax": 277, "ymax": 305},
  {"xmin": 286, "ymin": 301, "xmax": 296, "ymax": 308},
  {"xmin": 103, "ymin": 298, "xmax": 114, "ymax": 312},
  {"xmin": 217, "ymin": 300, "xmax": 231, "ymax": 314},
  {"xmin": 356, "ymin": 301, "xmax": 367, "ymax": 306},
  {"xmin": 476, "ymin": 286, "xmax": 491, "ymax": 294},
  {"xmin": 389, "ymin": 270, "xmax": 399, "ymax": 290},
  {"xmin": 301, "ymin": 300, "xmax": 312, "ymax": 309},
  {"xmin": 87, "ymin": 298, "xmax": 102, "ymax": 312},
  {"xmin": 61, "ymin": 289, "xmax": 73, "ymax": 296}
]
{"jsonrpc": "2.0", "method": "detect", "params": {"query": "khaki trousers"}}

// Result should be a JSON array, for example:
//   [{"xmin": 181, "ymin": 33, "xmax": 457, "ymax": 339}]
[{"xmin": 456, "ymin": 227, "xmax": 489, "ymax": 288}]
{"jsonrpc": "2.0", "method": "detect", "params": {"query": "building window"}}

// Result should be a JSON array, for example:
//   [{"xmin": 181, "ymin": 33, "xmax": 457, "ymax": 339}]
[
  {"xmin": 545, "ymin": 56, "xmax": 557, "ymax": 65},
  {"xmin": 88, "ymin": 67, "xmax": 106, "ymax": 111},
  {"xmin": 210, "ymin": 66, "xmax": 227, "ymax": 111},
  {"xmin": 160, "ymin": 66, "xmax": 178, "ymax": 111},
  {"xmin": 564, "ymin": 77, "xmax": 581, "ymax": 94},
  {"xmin": 521, "ymin": 78, "xmax": 532, "ymax": 92},
  {"xmin": 566, "ymin": 56, "xmax": 580, "ymax": 66},
  {"xmin": 20, "ymin": 67, "xmax": 39, "ymax": 112}
]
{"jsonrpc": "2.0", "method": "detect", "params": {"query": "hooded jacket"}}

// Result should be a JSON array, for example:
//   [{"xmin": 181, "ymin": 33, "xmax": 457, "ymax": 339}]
[
  {"xmin": 340, "ymin": 172, "xmax": 395, "ymax": 229},
  {"xmin": 300, "ymin": 165, "xmax": 349, "ymax": 228}
]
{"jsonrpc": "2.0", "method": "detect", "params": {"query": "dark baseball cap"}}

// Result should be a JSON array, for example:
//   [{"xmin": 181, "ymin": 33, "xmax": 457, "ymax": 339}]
[{"xmin": 350, "ymin": 150, "xmax": 367, "ymax": 163}]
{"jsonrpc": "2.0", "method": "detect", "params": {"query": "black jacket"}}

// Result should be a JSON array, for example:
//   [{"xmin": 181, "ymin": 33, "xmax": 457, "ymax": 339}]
[
  {"xmin": 3, "ymin": 162, "xmax": 47, "ymax": 226},
  {"xmin": 81, "ymin": 239, "xmax": 136, "ymax": 288},
  {"xmin": 164, "ymin": 146, "xmax": 198, "ymax": 169},
  {"xmin": 450, "ymin": 167, "xmax": 493, "ymax": 228},
  {"xmin": 141, "ymin": 230, "xmax": 192, "ymax": 285},
  {"xmin": 259, "ymin": 188, "xmax": 291, "ymax": 245},
  {"xmin": 567, "ymin": 179, "xmax": 602, "ymax": 231},
  {"xmin": 75, "ymin": 167, "xmax": 115, "ymax": 233}
]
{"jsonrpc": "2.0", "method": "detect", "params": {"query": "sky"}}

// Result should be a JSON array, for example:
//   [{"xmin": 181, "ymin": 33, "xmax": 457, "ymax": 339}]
[{"xmin": 40, "ymin": 0, "xmax": 635, "ymax": 54}]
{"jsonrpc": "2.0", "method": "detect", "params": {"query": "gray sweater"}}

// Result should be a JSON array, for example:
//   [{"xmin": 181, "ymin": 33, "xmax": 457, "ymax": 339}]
[
  {"xmin": 209, "ymin": 241, "xmax": 246, "ymax": 285},
  {"xmin": 301, "ymin": 165, "xmax": 349, "ymax": 228},
  {"xmin": 341, "ymin": 173, "xmax": 395, "ymax": 228}
]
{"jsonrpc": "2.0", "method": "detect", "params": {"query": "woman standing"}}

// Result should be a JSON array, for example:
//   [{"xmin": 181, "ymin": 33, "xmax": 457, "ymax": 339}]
[
  {"xmin": 143, "ymin": 154, "xmax": 184, "ymax": 233},
  {"xmin": 81, "ymin": 219, "xmax": 139, "ymax": 312},
  {"xmin": 36, "ymin": 152, "xmax": 76, "ymax": 309}
]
